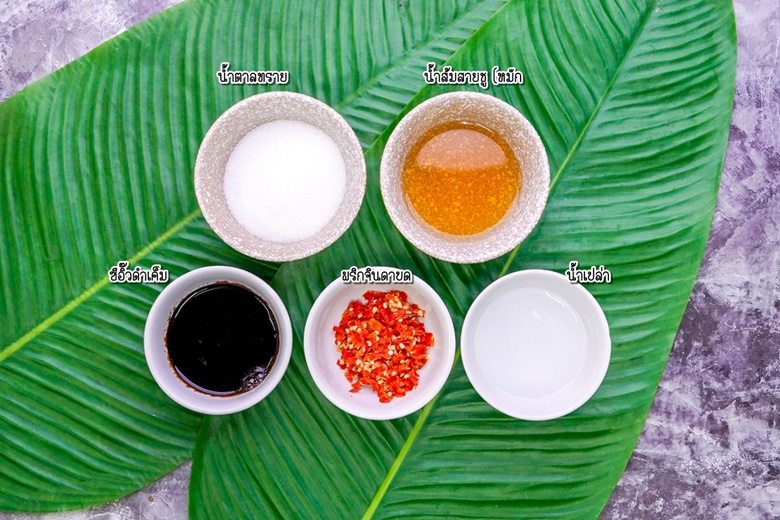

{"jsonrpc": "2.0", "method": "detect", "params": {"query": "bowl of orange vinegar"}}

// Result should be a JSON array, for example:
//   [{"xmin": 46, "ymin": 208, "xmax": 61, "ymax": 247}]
[{"xmin": 379, "ymin": 91, "xmax": 549, "ymax": 264}]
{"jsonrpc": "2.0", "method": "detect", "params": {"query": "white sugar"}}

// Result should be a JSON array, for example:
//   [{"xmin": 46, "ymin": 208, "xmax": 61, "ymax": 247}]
[{"xmin": 224, "ymin": 120, "xmax": 347, "ymax": 243}]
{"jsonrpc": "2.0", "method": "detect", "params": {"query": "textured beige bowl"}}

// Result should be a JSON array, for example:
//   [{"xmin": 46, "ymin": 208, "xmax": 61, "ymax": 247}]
[
  {"xmin": 195, "ymin": 92, "xmax": 366, "ymax": 261},
  {"xmin": 380, "ymin": 92, "xmax": 549, "ymax": 264}
]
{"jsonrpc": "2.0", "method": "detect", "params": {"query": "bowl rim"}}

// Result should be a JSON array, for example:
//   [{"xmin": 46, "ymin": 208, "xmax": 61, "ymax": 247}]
[
  {"xmin": 303, "ymin": 266, "xmax": 456, "ymax": 420},
  {"xmin": 144, "ymin": 265, "xmax": 293, "ymax": 415},
  {"xmin": 379, "ymin": 91, "xmax": 550, "ymax": 264},
  {"xmin": 461, "ymin": 269, "xmax": 611, "ymax": 421},
  {"xmin": 194, "ymin": 91, "xmax": 366, "ymax": 262}
]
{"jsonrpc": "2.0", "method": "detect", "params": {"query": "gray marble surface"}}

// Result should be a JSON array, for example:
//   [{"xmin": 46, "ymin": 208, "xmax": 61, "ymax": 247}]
[{"xmin": 0, "ymin": 1, "xmax": 777, "ymax": 519}]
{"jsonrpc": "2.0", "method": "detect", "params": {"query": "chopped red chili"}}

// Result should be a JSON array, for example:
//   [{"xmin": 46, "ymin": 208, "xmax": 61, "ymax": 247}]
[{"xmin": 333, "ymin": 290, "xmax": 434, "ymax": 403}]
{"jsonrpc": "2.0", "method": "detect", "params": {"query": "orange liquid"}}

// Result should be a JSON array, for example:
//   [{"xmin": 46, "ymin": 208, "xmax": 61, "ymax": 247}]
[{"xmin": 402, "ymin": 121, "xmax": 520, "ymax": 235}]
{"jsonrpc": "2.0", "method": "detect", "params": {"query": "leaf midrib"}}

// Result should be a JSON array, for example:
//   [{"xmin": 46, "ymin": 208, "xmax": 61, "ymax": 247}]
[
  {"xmin": 333, "ymin": 0, "xmax": 510, "ymax": 114},
  {"xmin": 0, "ymin": 209, "xmax": 201, "ymax": 363},
  {"xmin": 498, "ymin": 0, "xmax": 657, "ymax": 278},
  {"xmin": 360, "ymin": 2, "xmax": 658, "ymax": 517}
]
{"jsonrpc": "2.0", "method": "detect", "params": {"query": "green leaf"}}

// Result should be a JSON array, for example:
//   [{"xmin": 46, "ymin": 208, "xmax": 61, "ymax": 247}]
[
  {"xmin": 190, "ymin": 0, "xmax": 736, "ymax": 519},
  {"xmin": 0, "ymin": 0, "xmax": 509, "ymax": 511}
]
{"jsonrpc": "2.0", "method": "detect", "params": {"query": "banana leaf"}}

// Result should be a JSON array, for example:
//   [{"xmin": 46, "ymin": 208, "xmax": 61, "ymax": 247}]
[
  {"xmin": 0, "ymin": 0, "xmax": 736, "ymax": 517},
  {"xmin": 189, "ymin": 0, "xmax": 737, "ymax": 518}
]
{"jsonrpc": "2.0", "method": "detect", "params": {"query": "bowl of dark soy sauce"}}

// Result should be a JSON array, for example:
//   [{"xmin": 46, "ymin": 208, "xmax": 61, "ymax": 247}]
[{"xmin": 144, "ymin": 266, "xmax": 292, "ymax": 414}]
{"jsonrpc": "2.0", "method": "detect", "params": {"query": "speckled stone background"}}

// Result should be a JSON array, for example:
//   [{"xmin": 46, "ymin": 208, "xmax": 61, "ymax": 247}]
[{"xmin": 0, "ymin": 1, "xmax": 777, "ymax": 519}]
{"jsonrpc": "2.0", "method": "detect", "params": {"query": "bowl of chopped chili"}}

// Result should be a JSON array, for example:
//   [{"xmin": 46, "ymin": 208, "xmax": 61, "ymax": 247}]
[{"xmin": 304, "ymin": 267, "xmax": 456, "ymax": 420}]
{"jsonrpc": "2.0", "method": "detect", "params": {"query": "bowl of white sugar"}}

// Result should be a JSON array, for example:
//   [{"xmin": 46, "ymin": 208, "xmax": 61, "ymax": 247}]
[{"xmin": 195, "ymin": 92, "xmax": 366, "ymax": 261}]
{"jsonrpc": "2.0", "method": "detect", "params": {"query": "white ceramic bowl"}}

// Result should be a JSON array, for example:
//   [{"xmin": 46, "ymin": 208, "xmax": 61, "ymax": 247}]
[
  {"xmin": 195, "ymin": 92, "xmax": 366, "ymax": 261},
  {"xmin": 144, "ymin": 266, "xmax": 292, "ymax": 415},
  {"xmin": 304, "ymin": 267, "xmax": 456, "ymax": 420},
  {"xmin": 380, "ymin": 91, "xmax": 549, "ymax": 264},
  {"xmin": 461, "ymin": 270, "xmax": 610, "ymax": 421}
]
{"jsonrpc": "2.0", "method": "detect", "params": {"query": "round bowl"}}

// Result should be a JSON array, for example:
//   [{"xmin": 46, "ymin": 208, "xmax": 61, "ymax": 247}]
[
  {"xmin": 144, "ymin": 266, "xmax": 292, "ymax": 415},
  {"xmin": 380, "ymin": 91, "xmax": 549, "ymax": 264},
  {"xmin": 195, "ymin": 92, "xmax": 366, "ymax": 261},
  {"xmin": 304, "ymin": 267, "xmax": 456, "ymax": 420},
  {"xmin": 461, "ymin": 270, "xmax": 610, "ymax": 421}
]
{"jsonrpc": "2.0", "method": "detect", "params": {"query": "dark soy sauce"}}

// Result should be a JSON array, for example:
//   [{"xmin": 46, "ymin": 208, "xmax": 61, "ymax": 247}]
[{"xmin": 165, "ymin": 282, "xmax": 278, "ymax": 396}]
